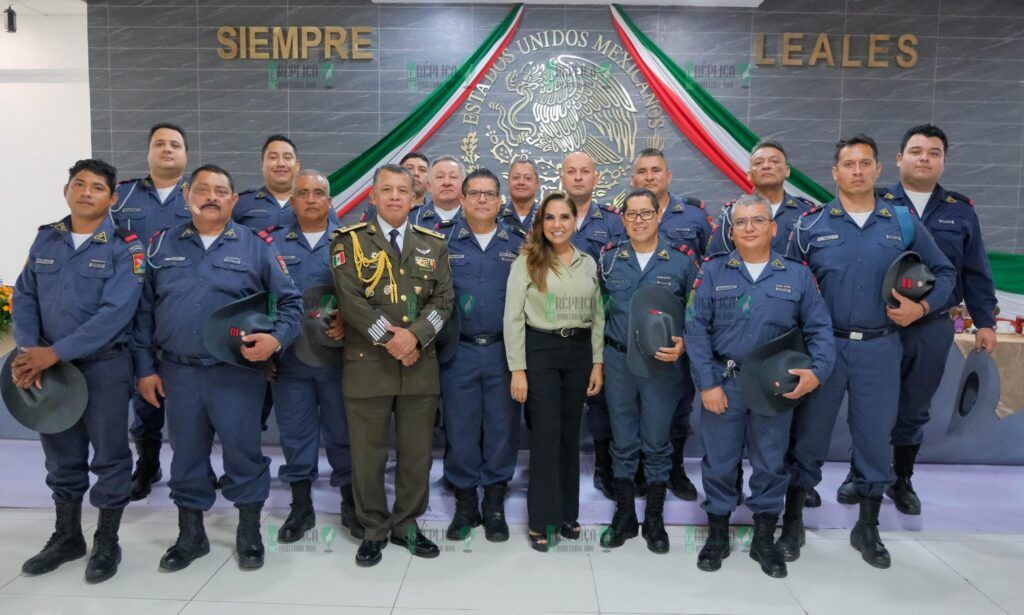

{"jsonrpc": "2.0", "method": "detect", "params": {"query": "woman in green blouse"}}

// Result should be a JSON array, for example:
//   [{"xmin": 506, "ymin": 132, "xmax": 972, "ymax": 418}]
[{"xmin": 503, "ymin": 191, "xmax": 605, "ymax": 552}]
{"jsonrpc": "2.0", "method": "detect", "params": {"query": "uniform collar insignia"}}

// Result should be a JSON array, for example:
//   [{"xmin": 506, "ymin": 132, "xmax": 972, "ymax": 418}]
[
  {"xmin": 423, "ymin": 209, "xmax": 435, "ymax": 219},
  {"xmin": 727, "ymin": 257, "xmax": 741, "ymax": 268},
  {"xmin": 286, "ymin": 231, "xmax": 298, "ymax": 239},
  {"xmin": 257, "ymin": 191, "xmax": 266, "ymax": 198},
  {"xmin": 501, "ymin": 207, "xmax": 511, "ymax": 217},
  {"xmin": 142, "ymin": 178, "xmax": 153, "ymax": 188},
  {"xmin": 591, "ymin": 207, "xmax": 603, "ymax": 219},
  {"xmin": 617, "ymin": 249, "xmax": 630, "ymax": 260},
  {"xmin": 673, "ymin": 203, "xmax": 684, "ymax": 212},
  {"xmin": 878, "ymin": 208, "xmax": 892, "ymax": 218},
  {"xmin": 458, "ymin": 228, "xmax": 470, "ymax": 239},
  {"xmin": 945, "ymin": 195, "xmax": 956, "ymax": 204},
  {"xmin": 367, "ymin": 224, "xmax": 377, "ymax": 234},
  {"xmin": 657, "ymin": 249, "xmax": 670, "ymax": 260},
  {"xmin": 785, "ymin": 198, "xmax": 796, "ymax": 207},
  {"xmin": 181, "ymin": 181, "xmax": 189, "ymax": 189},
  {"xmin": 884, "ymin": 192, "xmax": 896, "ymax": 200},
  {"xmin": 92, "ymin": 231, "xmax": 108, "ymax": 243},
  {"xmin": 830, "ymin": 207, "xmax": 844, "ymax": 216},
  {"xmin": 771, "ymin": 258, "xmax": 785, "ymax": 270},
  {"xmin": 52, "ymin": 221, "xmax": 68, "ymax": 233},
  {"xmin": 224, "ymin": 227, "xmax": 237, "ymax": 239},
  {"xmin": 180, "ymin": 226, "xmax": 195, "ymax": 238},
  {"xmin": 497, "ymin": 229, "xmax": 508, "ymax": 240}
]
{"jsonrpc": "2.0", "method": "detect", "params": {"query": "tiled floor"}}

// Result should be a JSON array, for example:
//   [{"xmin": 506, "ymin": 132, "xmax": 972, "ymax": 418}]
[{"xmin": 0, "ymin": 507, "xmax": 1017, "ymax": 615}]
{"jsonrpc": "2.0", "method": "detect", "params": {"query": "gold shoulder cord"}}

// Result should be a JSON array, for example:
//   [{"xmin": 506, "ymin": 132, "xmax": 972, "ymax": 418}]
[{"xmin": 349, "ymin": 230, "xmax": 399, "ymax": 303}]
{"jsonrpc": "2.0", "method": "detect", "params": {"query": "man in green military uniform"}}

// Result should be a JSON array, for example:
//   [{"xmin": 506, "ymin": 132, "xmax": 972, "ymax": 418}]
[{"xmin": 331, "ymin": 164, "xmax": 453, "ymax": 567}]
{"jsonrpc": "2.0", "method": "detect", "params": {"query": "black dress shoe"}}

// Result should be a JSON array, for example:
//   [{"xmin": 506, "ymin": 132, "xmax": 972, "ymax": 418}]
[
  {"xmin": 390, "ymin": 530, "xmax": 440, "ymax": 558},
  {"xmin": 355, "ymin": 540, "xmax": 386, "ymax": 567},
  {"xmin": 804, "ymin": 486, "xmax": 822, "ymax": 508},
  {"xmin": 559, "ymin": 521, "xmax": 582, "ymax": 540}
]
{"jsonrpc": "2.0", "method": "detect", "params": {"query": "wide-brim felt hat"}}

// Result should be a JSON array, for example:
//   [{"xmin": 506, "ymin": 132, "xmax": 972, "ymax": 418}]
[
  {"xmin": 739, "ymin": 328, "xmax": 813, "ymax": 416},
  {"xmin": 947, "ymin": 349, "xmax": 1001, "ymax": 437},
  {"xmin": 1, "ymin": 349, "xmax": 88, "ymax": 434},
  {"xmin": 882, "ymin": 251, "xmax": 935, "ymax": 308},
  {"xmin": 203, "ymin": 292, "xmax": 276, "ymax": 371},
  {"xmin": 627, "ymin": 285, "xmax": 685, "ymax": 378},
  {"xmin": 293, "ymin": 285, "xmax": 345, "ymax": 368}
]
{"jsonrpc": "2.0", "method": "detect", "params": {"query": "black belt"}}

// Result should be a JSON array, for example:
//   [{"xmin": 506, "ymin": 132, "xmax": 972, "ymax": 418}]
[
  {"xmin": 527, "ymin": 325, "xmax": 589, "ymax": 338},
  {"xmin": 604, "ymin": 337, "xmax": 627, "ymax": 353},
  {"xmin": 714, "ymin": 353, "xmax": 741, "ymax": 378},
  {"xmin": 159, "ymin": 350, "xmax": 222, "ymax": 367},
  {"xmin": 460, "ymin": 332, "xmax": 503, "ymax": 346},
  {"xmin": 833, "ymin": 327, "xmax": 895, "ymax": 341},
  {"xmin": 76, "ymin": 344, "xmax": 127, "ymax": 364}
]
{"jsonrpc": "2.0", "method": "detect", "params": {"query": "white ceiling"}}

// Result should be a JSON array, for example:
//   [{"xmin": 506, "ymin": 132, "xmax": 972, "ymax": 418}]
[{"xmin": 11, "ymin": 0, "xmax": 86, "ymax": 16}]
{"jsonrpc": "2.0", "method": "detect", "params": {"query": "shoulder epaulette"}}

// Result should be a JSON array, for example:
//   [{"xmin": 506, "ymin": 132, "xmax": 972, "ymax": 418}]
[
  {"xmin": 338, "ymin": 222, "xmax": 367, "ymax": 234},
  {"xmin": 255, "ymin": 229, "xmax": 274, "ymax": 244},
  {"xmin": 875, "ymin": 187, "xmax": 897, "ymax": 200},
  {"xmin": 117, "ymin": 177, "xmax": 143, "ymax": 186},
  {"xmin": 791, "ymin": 195, "xmax": 815, "ymax": 208},
  {"xmin": 412, "ymin": 224, "xmax": 445, "ymax": 239},
  {"xmin": 945, "ymin": 190, "xmax": 973, "ymax": 206},
  {"xmin": 684, "ymin": 196, "xmax": 705, "ymax": 208},
  {"xmin": 602, "ymin": 203, "xmax": 621, "ymax": 216},
  {"xmin": 114, "ymin": 227, "xmax": 139, "ymax": 243},
  {"xmin": 677, "ymin": 244, "xmax": 695, "ymax": 257},
  {"xmin": 238, "ymin": 187, "xmax": 259, "ymax": 196}
]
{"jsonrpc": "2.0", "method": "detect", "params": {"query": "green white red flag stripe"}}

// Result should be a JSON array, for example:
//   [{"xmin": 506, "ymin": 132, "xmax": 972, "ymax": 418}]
[
  {"xmin": 329, "ymin": 4, "xmax": 524, "ymax": 217},
  {"xmin": 609, "ymin": 4, "xmax": 833, "ymax": 204}
]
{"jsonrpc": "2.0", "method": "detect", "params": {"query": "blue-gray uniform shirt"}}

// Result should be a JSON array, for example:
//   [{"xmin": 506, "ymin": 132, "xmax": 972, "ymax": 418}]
[
  {"xmin": 705, "ymin": 192, "xmax": 816, "ymax": 258},
  {"xmin": 270, "ymin": 218, "xmax": 340, "ymax": 291},
  {"xmin": 787, "ymin": 198, "xmax": 957, "ymax": 332},
  {"xmin": 572, "ymin": 202, "xmax": 626, "ymax": 264},
  {"xmin": 408, "ymin": 200, "xmax": 461, "ymax": 238},
  {"xmin": 599, "ymin": 239, "xmax": 698, "ymax": 348},
  {"xmin": 446, "ymin": 219, "xmax": 525, "ymax": 337},
  {"xmin": 14, "ymin": 217, "xmax": 145, "ymax": 361},
  {"xmin": 112, "ymin": 176, "xmax": 190, "ymax": 241},
  {"xmin": 497, "ymin": 202, "xmax": 537, "ymax": 235},
  {"xmin": 232, "ymin": 186, "xmax": 296, "ymax": 231},
  {"xmin": 132, "ymin": 221, "xmax": 303, "ymax": 377},
  {"xmin": 877, "ymin": 184, "xmax": 997, "ymax": 329},
  {"xmin": 658, "ymin": 193, "xmax": 715, "ymax": 257},
  {"xmin": 684, "ymin": 251, "xmax": 835, "ymax": 392}
]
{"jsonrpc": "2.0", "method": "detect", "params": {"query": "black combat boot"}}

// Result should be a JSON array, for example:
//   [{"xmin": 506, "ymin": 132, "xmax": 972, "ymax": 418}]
[
  {"xmin": 85, "ymin": 507, "xmax": 124, "ymax": 583},
  {"xmin": 668, "ymin": 437, "xmax": 697, "ymax": 500},
  {"xmin": 696, "ymin": 513, "xmax": 731, "ymax": 572},
  {"xmin": 481, "ymin": 482, "xmax": 510, "ymax": 542},
  {"xmin": 850, "ymin": 496, "xmax": 891, "ymax": 569},
  {"xmin": 641, "ymin": 482, "xmax": 670, "ymax": 554},
  {"xmin": 129, "ymin": 439, "xmax": 162, "ymax": 501},
  {"xmin": 446, "ymin": 487, "xmax": 482, "ymax": 540},
  {"xmin": 776, "ymin": 485, "xmax": 806, "ymax": 562},
  {"xmin": 600, "ymin": 478, "xmax": 639, "ymax": 548},
  {"xmin": 804, "ymin": 486, "xmax": 822, "ymax": 508},
  {"xmin": 236, "ymin": 503, "xmax": 265, "ymax": 570},
  {"xmin": 837, "ymin": 464, "xmax": 860, "ymax": 505},
  {"xmin": 749, "ymin": 512, "xmax": 787, "ymax": 578},
  {"xmin": 340, "ymin": 483, "xmax": 364, "ymax": 539},
  {"xmin": 159, "ymin": 506, "xmax": 210, "ymax": 572},
  {"xmin": 593, "ymin": 439, "xmax": 614, "ymax": 500},
  {"xmin": 887, "ymin": 444, "xmax": 922, "ymax": 515},
  {"xmin": 22, "ymin": 500, "xmax": 87, "ymax": 575},
  {"xmin": 277, "ymin": 480, "xmax": 315, "ymax": 543}
]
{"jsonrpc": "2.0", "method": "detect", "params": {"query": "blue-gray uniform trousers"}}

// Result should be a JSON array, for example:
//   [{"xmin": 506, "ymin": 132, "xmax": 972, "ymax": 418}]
[
  {"xmin": 41, "ymin": 350, "xmax": 133, "ymax": 509},
  {"xmin": 701, "ymin": 376, "xmax": 792, "ymax": 516},
  {"xmin": 787, "ymin": 334, "xmax": 902, "ymax": 498},
  {"xmin": 162, "ymin": 359, "xmax": 271, "ymax": 510},
  {"xmin": 603, "ymin": 345, "xmax": 683, "ymax": 483},
  {"xmin": 892, "ymin": 313, "xmax": 955, "ymax": 447},
  {"xmin": 440, "ymin": 340, "xmax": 519, "ymax": 489},
  {"xmin": 272, "ymin": 348, "xmax": 352, "ymax": 487}
]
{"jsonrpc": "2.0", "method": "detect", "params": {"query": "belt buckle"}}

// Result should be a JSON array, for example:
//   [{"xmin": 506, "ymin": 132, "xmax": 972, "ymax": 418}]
[
  {"xmin": 475, "ymin": 336, "xmax": 487, "ymax": 345},
  {"xmin": 850, "ymin": 331, "xmax": 864, "ymax": 341},
  {"xmin": 559, "ymin": 328, "xmax": 571, "ymax": 338}
]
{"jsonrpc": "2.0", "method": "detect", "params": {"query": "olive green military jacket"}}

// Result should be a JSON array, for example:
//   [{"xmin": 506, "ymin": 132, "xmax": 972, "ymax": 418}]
[{"xmin": 330, "ymin": 219, "xmax": 453, "ymax": 398}]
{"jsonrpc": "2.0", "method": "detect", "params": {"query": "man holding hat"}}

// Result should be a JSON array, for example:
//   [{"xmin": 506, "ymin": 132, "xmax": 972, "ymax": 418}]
[
  {"xmin": 834, "ymin": 124, "xmax": 998, "ymax": 515},
  {"xmin": 685, "ymin": 193, "xmax": 834, "ymax": 578},
  {"xmin": 598, "ymin": 188, "xmax": 697, "ymax": 554},
  {"xmin": 331, "ymin": 164, "xmax": 453, "ymax": 567},
  {"xmin": 11, "ymin": 159, "xmax": 144, "ymax": 583},
  {"xmin": 784, "ymin": 135, "xmax": 955, "ymax": 570},
  {"xmin": 269, "ymin": 170, "xmax": 359, "ymax": 542},
  {"xmin": 133, "ymin": 164, "xmax": 302, "ymax": 572}
]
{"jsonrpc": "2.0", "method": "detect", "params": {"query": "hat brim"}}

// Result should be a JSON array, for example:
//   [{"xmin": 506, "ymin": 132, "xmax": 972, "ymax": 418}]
[
  {"xmin": 293, "ymin": 286, "xmax": 344, "ymax": 368},
  {"xmin": 203, "ymin": 291, "xmax": 272, "ymax": 370},
  {"xmin": 436, "ymin": 305, "xmax": 461, "ymax": 365},
  {"xmin": 627, "ymin": 286, "xmax": 685, "ymax": 378},
  {"xmin": 947, "ymin": 349, "xmax": 1001, "ymax": 437},
  {"xmin": 739, "ymin": 328, "xmax": 809, "ymax": 416},
  {"xmin": 0, "ymin": 350, "xmax": 88, "ymax": 434},
  {"xmin": 882, "ymin": 251, "xmax": 921, "ymax": 307}
]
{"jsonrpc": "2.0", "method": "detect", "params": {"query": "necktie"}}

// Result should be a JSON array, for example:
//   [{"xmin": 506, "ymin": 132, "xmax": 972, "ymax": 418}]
[{"xmin": 389, "ymin": 229, "xmax": 401, "ymax": 257}]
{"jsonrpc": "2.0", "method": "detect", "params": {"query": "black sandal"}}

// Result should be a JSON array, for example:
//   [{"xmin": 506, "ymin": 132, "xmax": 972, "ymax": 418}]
[
  {"xmin": 559, "ymin": 521, "xmax": 581, "ymax": 540},
  {"xmin": 528, "ymin": 531, "xmax": 550, "ymax": 553}
]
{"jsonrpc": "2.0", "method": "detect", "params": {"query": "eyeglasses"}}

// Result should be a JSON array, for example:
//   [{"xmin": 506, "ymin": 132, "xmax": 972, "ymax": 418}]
[
  {"xmin": 465, "ymin": 189, "xmax": 499, "ymax": 200},
  {"xmin": 732, "ymin": 216, "xmax": 770, "ymax": 229},
  {"xmin": 623, "ymin": 209, "xmax": 657, "ymax": 222}
]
